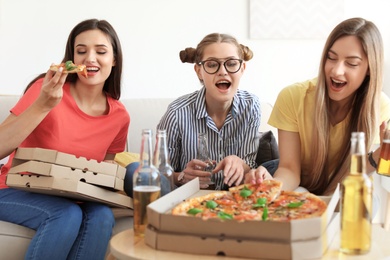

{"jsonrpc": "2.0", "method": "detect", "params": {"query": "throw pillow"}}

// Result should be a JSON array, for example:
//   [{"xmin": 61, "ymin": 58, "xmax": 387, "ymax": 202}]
[
  {"xmin": 114, "ymin": 152, "xmax": 140, "ymax": 167},
  {"xmin": 255, "ymin": 130, "xmax": 279, "ymax": 166}
]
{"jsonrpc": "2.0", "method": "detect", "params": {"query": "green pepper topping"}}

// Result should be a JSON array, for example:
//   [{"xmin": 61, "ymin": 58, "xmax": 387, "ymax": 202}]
[
  {"xmin": 206, "ymin": 200, "xmax": 218, "ymax": 209},
  {"xmin": 187, "ymin": 208, "xmax": 203, "ymax": 215},
  {"xmin": 240, "ymin": 186, "xmax": 252, "ymax": 198},
  {"xmin": 252, "ymin": 197, "xmax": 267, "ymax": 208},
  {"xmin": 65, "ymin": 60, "xmax": 77, "ymax": 71},
  {"xmin": 287, "ymin": 201, "xmax": 303, "ymax": 208},
  {"xmin": 217, "ymin": 211, "xmax": 233, "ymax": 220},
  {"xmin": 262, "ymin": 207, "xmax": 268, "ymax": 221}
]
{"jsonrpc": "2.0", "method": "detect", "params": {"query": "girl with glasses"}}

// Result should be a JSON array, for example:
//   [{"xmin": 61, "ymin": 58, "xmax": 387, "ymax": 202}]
[{"xmin": 157, "ymin": 33, "xmax": 271, "ymax": 190}]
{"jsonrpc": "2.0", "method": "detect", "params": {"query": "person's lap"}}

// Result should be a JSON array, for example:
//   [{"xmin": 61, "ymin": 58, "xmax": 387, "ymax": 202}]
[{"xmin": 0, "ymin": 187, "xmax": 114, "ymax": 259}]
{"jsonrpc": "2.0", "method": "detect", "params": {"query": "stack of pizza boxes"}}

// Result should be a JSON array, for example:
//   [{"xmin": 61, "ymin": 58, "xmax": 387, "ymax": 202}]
[
  {"xmin": 145, "ymin": 179, "xmax": 340, "ymax": 260},
  {"xmin": 6, "ymin": 147, "xmax": 132, "ymax": 209}
]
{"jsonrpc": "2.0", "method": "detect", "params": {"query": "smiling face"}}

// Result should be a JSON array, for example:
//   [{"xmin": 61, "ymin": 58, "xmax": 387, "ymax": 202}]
[
  {"xmin": 195, "ymin": 42, "xmax": 245, "ymax": 103},
  {"xmin": 73, "ymin": 29, "xmax": 116, "ymax": 87},
  {"xmin": 324, "ymin": 35, "xmax": 369, "ymax": 102}
]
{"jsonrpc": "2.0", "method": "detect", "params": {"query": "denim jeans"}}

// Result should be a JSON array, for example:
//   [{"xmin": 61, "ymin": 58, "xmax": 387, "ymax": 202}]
[
  {"xmin": 261, "ymin": 159, "xmax": 279, "ymax": 176},
  {"xmin": 124, "ymin": 162, "xmax": 171, "ymax": 197},
  {"xmin": 0, "ymin": 188, "xmax": 114, "ymax": 260}
]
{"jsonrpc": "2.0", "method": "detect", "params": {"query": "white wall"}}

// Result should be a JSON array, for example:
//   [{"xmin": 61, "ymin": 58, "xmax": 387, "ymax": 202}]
[{"xmin": 1, "ymin": 0, "xmax": 390, "ymax": 105}]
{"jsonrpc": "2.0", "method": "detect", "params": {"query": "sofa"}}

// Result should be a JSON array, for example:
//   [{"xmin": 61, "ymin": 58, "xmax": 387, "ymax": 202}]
[{"xmin": 0, "ymin": 94, "xmax": 277, "ymax": 259}]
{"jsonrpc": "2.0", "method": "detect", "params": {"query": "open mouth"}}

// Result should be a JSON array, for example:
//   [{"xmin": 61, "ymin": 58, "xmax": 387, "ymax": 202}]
[
  {"xmin": 331, "ymin": 78, "xmax": 346, "ymax": 89},
  {"xmin": 216, "ymin": 80, "xmax": 231, "ymax": 90},
  {"xmin": 86, "ymin": 66, "xmax": 100, "ymax": 73}
]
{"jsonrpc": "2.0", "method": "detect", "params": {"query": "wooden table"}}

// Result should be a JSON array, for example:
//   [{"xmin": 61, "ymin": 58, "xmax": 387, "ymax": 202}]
[{"xmin": 109, "ymin": 225, "xmax": 390, "ymax": 260}]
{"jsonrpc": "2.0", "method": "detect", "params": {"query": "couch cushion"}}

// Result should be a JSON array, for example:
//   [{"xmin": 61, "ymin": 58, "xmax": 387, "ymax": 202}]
[
  {"xmin": 0, "ymin": 220, "xmax": 35, "ymax": 237},
  {"xmin": 114, "ymin": 152, "xmax": 139, "ymax": 167},
  {"xmin": 256, "ymin": 130, "xmax": 279, "ymax": 166}
]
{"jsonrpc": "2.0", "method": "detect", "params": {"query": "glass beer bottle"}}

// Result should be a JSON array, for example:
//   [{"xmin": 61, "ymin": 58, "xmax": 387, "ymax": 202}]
[
  {"xmin": 133, "ymin": 129, "xmax": 161, "ymax": 237},
  {"xmin": 340, "ymin": 132, "xmax": 372, "ymax": 254},
  {"xmin": 196, "ymin": 132, "xmax": 216, "ymax": 186},
  {"xmin": 377, "ymin": 119, "xmax": 390, "ymax": 176},
  {"xmin": 153, "ymin": 129, "xmax": 175, "ymax": 191}
]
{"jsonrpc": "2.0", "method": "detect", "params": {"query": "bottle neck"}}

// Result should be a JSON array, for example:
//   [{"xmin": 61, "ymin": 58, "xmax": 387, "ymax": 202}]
[
  {"xmin": 349, "ymin": 154, "xmax": 365, "ymax": 176},
  {"xmin": 197, "ymin": 133, "xmax": 210, "ymax": 161},
  {"xmin": 154, "ymin": 134, "xmax": 170, "ymax": 166},
  {"xmin": 140, "ymin": 132, "xmax": 153, "ymax": 167},
  {"xmin": 349, "ymin": 132, "xmax": 366, "ymax": 176}
]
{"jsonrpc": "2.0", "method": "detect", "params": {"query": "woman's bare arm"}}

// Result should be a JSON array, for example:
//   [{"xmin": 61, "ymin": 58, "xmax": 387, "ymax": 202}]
[
  {"xmin": 0, "ymin": 67, "xmax": 67, "ymax": 159},
  {"xmin": 272, "ymin": 129, "xmax": 302, "ymax": 191}
]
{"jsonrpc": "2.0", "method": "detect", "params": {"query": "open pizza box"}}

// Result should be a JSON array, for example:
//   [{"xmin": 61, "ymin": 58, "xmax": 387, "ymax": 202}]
[
  {"xmin": 145, "ymin": 178, "xmax": 340, "ymax": 259},
  {"xmin": 6, "ymin": 147, "xmax": 132, "ymax": 209}
]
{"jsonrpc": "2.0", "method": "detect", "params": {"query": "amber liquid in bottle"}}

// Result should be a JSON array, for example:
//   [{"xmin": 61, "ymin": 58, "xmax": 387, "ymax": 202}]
[
  {"xmin": 377, "ymin": 119, "xmax": 390, "ymax": 176},
  {"xmin": 340, "ymin": 133, "xmax": 372, "ymax": 255},
  {"xmin": 377, "ymin": 140, "xmax": 390, "ymax": 176},
  {"xmin": 133, "ymin": 129, "xmax": 161, "ymax": 237}
]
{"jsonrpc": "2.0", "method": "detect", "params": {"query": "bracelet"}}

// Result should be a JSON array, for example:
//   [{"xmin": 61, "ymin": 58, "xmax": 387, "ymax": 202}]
[{"xmin": 368, "ymin": 151, "xmax": 378, "ymax": 169}]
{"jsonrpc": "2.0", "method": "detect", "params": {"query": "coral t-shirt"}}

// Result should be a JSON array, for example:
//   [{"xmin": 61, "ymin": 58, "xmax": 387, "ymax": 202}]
[{"xmin": 0, "ymin": 78, "xmax": 130, "ymax": 189}]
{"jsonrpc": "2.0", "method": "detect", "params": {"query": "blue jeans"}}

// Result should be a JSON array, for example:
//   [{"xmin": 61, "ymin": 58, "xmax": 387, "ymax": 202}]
[
  {"xmin": 124, "ymin": 162, "xmax": 171, "ymax": 197},
  {"xmin": 261, "ymin": 159, "xmax": 279, "ymax": 176},
  {"xmin": 0, "ymin": 188, "xmax": 114, "ymax": 260}
]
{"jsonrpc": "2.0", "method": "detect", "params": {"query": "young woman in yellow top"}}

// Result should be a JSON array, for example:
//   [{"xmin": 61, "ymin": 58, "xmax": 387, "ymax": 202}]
[{"xmin": 246, "ymin": 17, "xmax": 390, "ymax": 195}]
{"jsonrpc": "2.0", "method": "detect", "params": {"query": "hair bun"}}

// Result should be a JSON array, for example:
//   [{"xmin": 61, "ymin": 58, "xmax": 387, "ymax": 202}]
[{"xmin": 179, "ymin": 47, "xmax": 197, "ymax": 63}]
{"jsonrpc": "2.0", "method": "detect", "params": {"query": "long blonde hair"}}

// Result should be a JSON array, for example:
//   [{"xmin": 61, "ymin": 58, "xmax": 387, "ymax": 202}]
[{"xmin": 307, "ymin": 17, "xmax": 383, "ymax": 195}]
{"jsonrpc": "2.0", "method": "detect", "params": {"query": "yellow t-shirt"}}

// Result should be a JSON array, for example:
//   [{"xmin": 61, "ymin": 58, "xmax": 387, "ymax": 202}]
[{"xmin": 268, "ymin": 78, "xmax": 390, "ymax": 176}]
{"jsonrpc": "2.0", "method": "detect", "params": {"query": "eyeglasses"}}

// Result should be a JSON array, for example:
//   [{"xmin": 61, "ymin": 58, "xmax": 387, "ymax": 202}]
[{"xmin": 198, "ymin": 59, "xmax": 243, "ymax": 74}]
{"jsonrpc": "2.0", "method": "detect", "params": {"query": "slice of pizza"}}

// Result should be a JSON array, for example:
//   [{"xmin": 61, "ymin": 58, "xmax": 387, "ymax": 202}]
[
  {"xmin": 50, "ymin": 60, "xmax": 88, "ymax": 78},
  {"xmin": 171, "ymin": 191, "xmax": 240, "ymax": 220},
  {"xmin": 229, "ymin": 179, "xmax": 283, "ymax": 208},
  {"xmin": 266, "ymin": 190, "xmax": 327, "ymax": 221}
]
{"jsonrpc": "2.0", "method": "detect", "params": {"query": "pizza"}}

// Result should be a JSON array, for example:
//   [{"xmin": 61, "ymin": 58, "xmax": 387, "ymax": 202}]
[
  {"xmin": 50, "ymin": 60, "xmax": 88, "ymax": 78},
  {"xmin": 266, "ymin": 190, "xmax": 327, "ymax": 221},
  {"xmin": 171, "ymin": 179, "xmax": 327, "ymax": 222}
]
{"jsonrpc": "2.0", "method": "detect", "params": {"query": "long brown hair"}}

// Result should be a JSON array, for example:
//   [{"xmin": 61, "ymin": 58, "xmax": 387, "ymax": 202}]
[
  {"xmin": 25, "ymin": 19, "xmax": 123, "ymax": 100},
  {"xmin": 307, "ymin": 17, "xmax": 383, "ymax": 195}
]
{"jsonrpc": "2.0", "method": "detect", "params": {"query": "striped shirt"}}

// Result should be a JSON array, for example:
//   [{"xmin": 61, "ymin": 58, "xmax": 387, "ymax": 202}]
[{"xmin": 157, "ymin": 87, "xmax": 261, "ymax": 190}]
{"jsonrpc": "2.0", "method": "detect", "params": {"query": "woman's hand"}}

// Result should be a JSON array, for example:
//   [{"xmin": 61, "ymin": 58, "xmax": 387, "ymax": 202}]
[
  {"xmin": 181, "ymin": 159, "xmax": 214, "ymax": 188},
  {"xmin": 244, "ymin": 166, "xmax": 273, "ymax": 184},
  {"xmin": 213, "ymin": 155, "xmax": 246, "ymax": 187},
  {"xmin": 36, "ymin": 67, "xmax": 68, "ymax": 111}
]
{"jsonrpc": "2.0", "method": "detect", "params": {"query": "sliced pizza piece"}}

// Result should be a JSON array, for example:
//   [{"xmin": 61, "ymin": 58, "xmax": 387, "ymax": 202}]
[
  {"xmin": 50, "ymin": 60, "xmax": 88, "ymax": 78},
  {"xmin": 266, "ymin": 190, "xmax": 327, "ymax": 221},
  {"xmin": 229, "ymin": 179, "xmax": 283, "ymax": 208},
  {"xmin": 171, "ymin": 191, "xmax": 238, "ymax": 220}
]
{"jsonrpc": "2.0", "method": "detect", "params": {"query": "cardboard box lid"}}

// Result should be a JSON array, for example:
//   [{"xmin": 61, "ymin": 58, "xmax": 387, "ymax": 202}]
[
  {"xmin": 9, "ymin": 160, "xmax": 124, "ymax": 191},
  {"xmin": 147, "ymin": 179, "xmax": 340, "ymax": 242},
  {"xmin": 13, "ymin": 147, "xmax": 125, "ymax": 178},
  {"xmin": 145, "ymin": 213, "xmax": 340, "ymax": 260},
  {"xmin": 6, "ymin": 173, "xmax": 133, "ymax": 209}
]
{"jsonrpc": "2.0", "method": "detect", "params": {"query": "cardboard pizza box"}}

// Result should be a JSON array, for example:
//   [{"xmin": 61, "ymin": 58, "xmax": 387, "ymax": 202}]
[
  {"xmin": 145, "ymin": 213, "xmax": 340, "ymax": 260},
  {"xmin": 6, "ymin": 173, "xmax": 133, "ymax": 209},
  {"xmin": 8, "ymin": 160, "xmax": 124, "ymax": 191},
  {"xmin": 146, "ymin": 179, "xmax": 339, "ymax": 242},
  {"xmin": 12, "ymin": 147, "xmax": 126, "ymax": 179}
]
